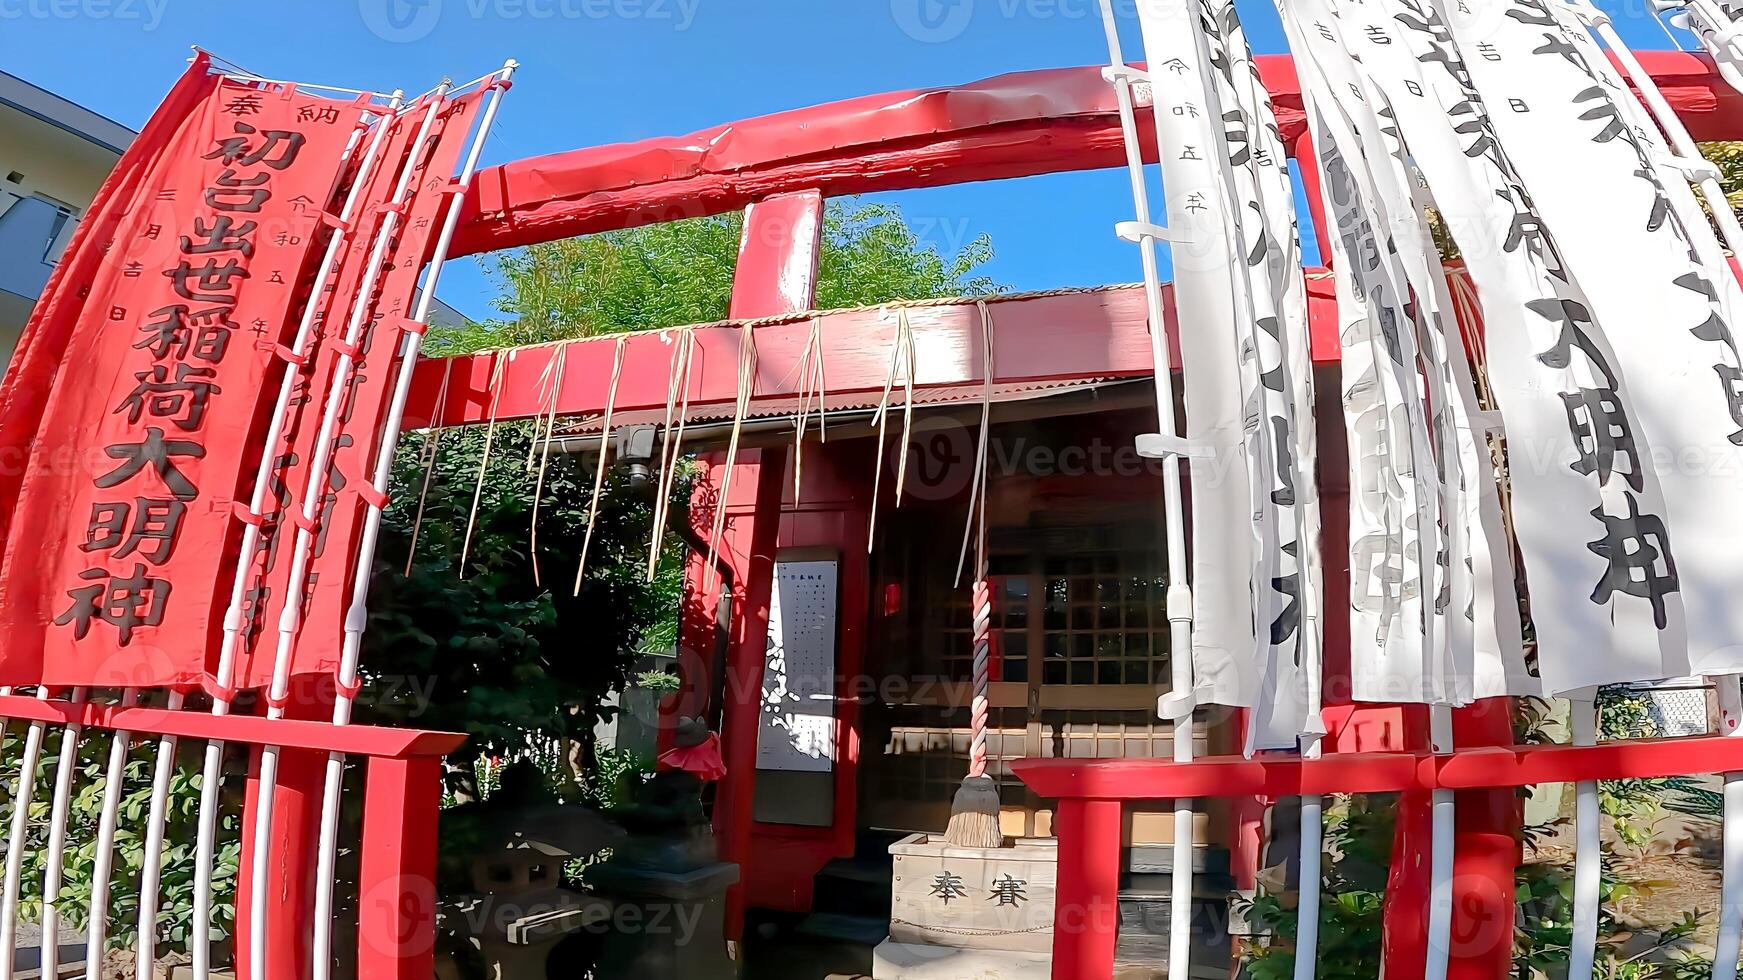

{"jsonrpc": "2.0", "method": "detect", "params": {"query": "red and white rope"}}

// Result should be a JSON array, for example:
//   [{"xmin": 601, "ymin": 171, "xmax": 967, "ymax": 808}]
[{"xmin": 969, "ymin": 577, "xmax": 992, "ymax": 780}]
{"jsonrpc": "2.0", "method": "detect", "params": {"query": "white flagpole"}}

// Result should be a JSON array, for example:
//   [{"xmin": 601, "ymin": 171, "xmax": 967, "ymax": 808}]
[
  {"xmin": 1716, "ymin": 678, "xmax": 1743, "ymax": 980},
  {"xmin": 1590, "ymin": 3, "xmax": 1743, "ymax": 256},
  {"xmin": 245, "ymin": 83, "xmax": 451, "ymax": 980},
  {"xmin": 36, "ymin": 686, "xmax": 87, "ymax": 980},
  {"xmin": 1662, "ymin": 0, "xmax": 1743, "ymax": 97},
  {"xmin": 1570, "ymin": 692, "xmax": 1602, "ymax": 980},
  {"xmin": 1426, "ymin": 704, "xmax": 1456, "ymax": 980},
  {"xmin": 1094, "ymin": 8, "xmax": 1200, "ymax": 978},
  {"xmin": 133, "ymin": 689, "xmax": 181, "ymax": 980},
  {"xmin": 84, "ymin": 689, "xmax": 139, "ymax": 969},
  {"xmin": 308, "ymin": 61, "xmax": 515, "ymax": 980},
  {"xmin": 0, "ymin": 688, "xmax": 55, "ymax": 980}
]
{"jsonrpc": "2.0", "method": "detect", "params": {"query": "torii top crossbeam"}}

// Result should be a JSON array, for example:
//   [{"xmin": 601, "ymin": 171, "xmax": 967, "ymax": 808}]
[{"xmin": 443, "ymin": 52, "xmax": 1743, "ymax": 256}]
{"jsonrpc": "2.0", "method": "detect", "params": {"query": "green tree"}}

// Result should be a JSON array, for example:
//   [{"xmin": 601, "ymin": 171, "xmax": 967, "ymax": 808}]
[
  {"xmin": 427, "ymin": 199, "xmax": 1000, "ymax": 354},
  {"xmin": 1701, "ymin": 141, "xmax": 1743, "ymax": 219}
]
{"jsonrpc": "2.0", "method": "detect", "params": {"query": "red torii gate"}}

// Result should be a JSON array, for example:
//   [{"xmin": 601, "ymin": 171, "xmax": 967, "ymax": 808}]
[
  {"xmin": 379, "ymin": 50, "xmax": 1743, "ymax": 980},
  {"xmin": 404, "ymin": 50, "xmax": 1743, "ymax": 428}
]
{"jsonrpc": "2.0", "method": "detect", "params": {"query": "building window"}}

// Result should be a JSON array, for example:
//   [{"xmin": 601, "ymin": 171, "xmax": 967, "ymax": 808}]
[
  {"xmin": 34, "ymin": 195, "xmax": 78, "ymax": 266},
  {"xmin": 928, "ymin": 552, "xmax": 1169, "ymax": 686}
]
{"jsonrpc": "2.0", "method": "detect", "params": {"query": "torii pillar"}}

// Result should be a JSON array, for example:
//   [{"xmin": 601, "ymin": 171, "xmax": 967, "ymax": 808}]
[{"xmin": 691, "ymin": 190, "xmax": 825, "ymax": 944}]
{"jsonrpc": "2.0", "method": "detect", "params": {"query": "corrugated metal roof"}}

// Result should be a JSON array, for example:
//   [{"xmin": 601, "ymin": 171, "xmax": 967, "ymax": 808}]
[{"xmin": 554, "ymin": 375, "xmax": 1124, "ymax": 435}]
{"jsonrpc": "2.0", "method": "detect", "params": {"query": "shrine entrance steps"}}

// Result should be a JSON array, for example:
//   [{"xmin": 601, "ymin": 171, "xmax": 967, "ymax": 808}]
[{"xmin": 741, "ymin": 830, "xmax": 1238, "ymax": 978}]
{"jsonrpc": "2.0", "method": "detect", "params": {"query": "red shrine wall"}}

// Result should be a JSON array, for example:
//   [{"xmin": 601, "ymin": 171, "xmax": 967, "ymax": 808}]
[
  {"xmin": 671, "ymin": 361, "xmax": 1438, "ymax": 918},
  {"xmin": 673, "ymin": 440, "xmax": 873, "ymax": 916}
]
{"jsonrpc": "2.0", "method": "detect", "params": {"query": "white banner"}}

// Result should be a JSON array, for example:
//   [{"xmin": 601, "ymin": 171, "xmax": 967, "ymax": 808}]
[
  {"xmin": 1526, "ymin": 0, "xmax": 1743, "ymax": 679},
  {"xmin": 1136, "ymin": 0, "xmax": 1319, "ymax": 751},
  {"xmin": 1316, "ymin": 0, "xmax": 1690, "ymax": 694},
  {"xmin": 1281, "ymin": 0, "xmax": 1526, "ymax": 705},
  {"xmin": 1203, "ymin": 0, "xmax": 1323, "ymax": 750},
  {"xmin": 1135, "ymin": 0, "xmax": 1262, "ymax": 717}
]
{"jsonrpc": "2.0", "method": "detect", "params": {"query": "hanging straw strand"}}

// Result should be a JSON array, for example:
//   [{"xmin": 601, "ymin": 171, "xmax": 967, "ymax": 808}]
[
  {"xmin": 866, "ymin": 310, "xmax": 916, "ymax": 550},
  {"xmin": 574, "ymin": 338, "xmax": 627, "ymax": 596},
  {"xmin": 894, "ymin": 309, "xmax": 917, "ymax": 502},
  {"xmin": 404, "ymin": 356, "xmax": 454, "ymax": 575},
  {"xmin": 956, "ymin": 302, "xmax": 997, "ymax": 587},
  {"xmin": 704, "ymin": 322, "xmax": 759, "ymax": 594},
  {"xmin": 646, "ymin": 327, "xmax": 696, "ymax": 580},
  {"xmin": 529, "ymin": 345, "xmax": 567, "ymax": 588},
  {"xmin": 459, "ymin": 350, "xmax": 510, "ymax": 578}
]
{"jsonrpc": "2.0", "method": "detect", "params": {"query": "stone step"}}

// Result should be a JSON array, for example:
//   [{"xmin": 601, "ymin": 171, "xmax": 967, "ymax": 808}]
[
  {"xmin": 796, "ymin": 911, "xmax": 893, "ymax": 949},
  {"xmin": 813, "ymin": 854, "xmax": 896, "ymax": 919},
  {"xmin": 745, "ymin": 911, "xmax": 879, "ymax": 980},
  {"xmin": 1121, "ymin": 871, "xmax": 1238, "ymax": 900},
  {"xmin": 1125, "ymin": 843, "xmax": 1232, "ymax": 877}
]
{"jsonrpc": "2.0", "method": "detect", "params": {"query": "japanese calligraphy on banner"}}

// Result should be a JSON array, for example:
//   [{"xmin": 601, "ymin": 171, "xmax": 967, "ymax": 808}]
[
  {"xmin": 1137, "ymin": 0, "xmax": 1263, "ymax": 728},
  {"xmin": 1201, "ymin": 0, "xmax": 1322, "ymax": 752},
  {"xmin": 1279, "ymin": 0, "xmax": 1688, "ymax": 694},
  {"xmin": 0, "ymin": 57, "xmax": 220, "ymax": 547},
  {"xmin": 1278, "ymin": 0, "xmax": 1532, "ymax": 707},
  {"xmin": 1444, "ymin": 0, "xmax": 1743, "ymax": 682},
  {"xmin": 238, "ymin": 91, "xmax": 479, "ymax": 689},
  {"xmin": 0, "ymin": 78, "xmax": 367, "ymax": 689},
  {"xmin": 1135, "ymin": 0, "xmax": 1321, "ymax": 752}
]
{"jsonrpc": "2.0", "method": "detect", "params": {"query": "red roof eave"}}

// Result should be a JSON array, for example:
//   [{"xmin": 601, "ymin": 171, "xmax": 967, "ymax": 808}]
[{"xmin": 403, "ymin": 275, "xmax": 1344, "ymax": 430}]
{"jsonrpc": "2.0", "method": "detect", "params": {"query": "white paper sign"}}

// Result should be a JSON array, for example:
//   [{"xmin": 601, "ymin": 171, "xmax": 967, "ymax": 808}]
[{"xmin": 756, "ymin": 559, "xmax": 839, "ymax": 773}]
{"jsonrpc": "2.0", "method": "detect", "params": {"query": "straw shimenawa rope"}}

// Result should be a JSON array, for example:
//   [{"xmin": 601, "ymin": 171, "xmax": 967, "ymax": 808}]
[
  {"xmin": 447, "ymin": 283, "xmax": 1138, "ymax": 362},
  {"xmin": 573, "ymin": 337, "xmax": 627, "ymax": 596},
  {"xmin": 459, "ymin": 350, "xmax": 510, "ymax": 578}
]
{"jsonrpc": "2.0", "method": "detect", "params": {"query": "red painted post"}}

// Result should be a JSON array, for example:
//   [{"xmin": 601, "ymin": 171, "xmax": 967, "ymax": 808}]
[
  {"xmin": 355, "ymin": 754, "xmax": 444, "ymax": 980},
  {"xmin": 1291, "ymin": 129, "xmax": 1332, "ymax": 267},
  {"xmin": 710, "ymin": 190, "xmax": 825, "ymax": 940},
  {"xmin": 713, "ymin": 446, "xmax": 789, "ymax": 938},
  {"xmin": 236, "ymin": 684, "xmax": 333, "ymax": 979},
  {"xmin": 1446, "ymin": 698, "xmax": 1518, "ymax": 980},
  {"xmin": 1383, "ymin": 783, "xmax": 1434, "ymax": 980},
  {"xmin": 1373, "ymin": 701, "xmax": 1433, "ymax": 980},
  {"xmin": 1051, "ymin": 798, "xmax": 1122, "ymax": 980}
]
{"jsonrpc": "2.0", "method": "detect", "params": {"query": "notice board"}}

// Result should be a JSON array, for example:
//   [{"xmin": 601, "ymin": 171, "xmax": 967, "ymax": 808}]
[{"xmin": 756, "ymin": 558, "xmax": 840, "ymax": 774}]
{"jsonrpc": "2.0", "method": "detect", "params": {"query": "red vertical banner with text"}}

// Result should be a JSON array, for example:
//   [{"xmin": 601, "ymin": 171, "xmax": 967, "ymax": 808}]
[
  {"xmin": 238, "ymin": 90, "xmax": 480, "ymax": 690},
  {"xmin": 0, "ymin": 56, "xmax": 220, "ymax": 546},
  {"xmin": 0, "ymin": 78, "xmax": 368, "ymax": 689}
]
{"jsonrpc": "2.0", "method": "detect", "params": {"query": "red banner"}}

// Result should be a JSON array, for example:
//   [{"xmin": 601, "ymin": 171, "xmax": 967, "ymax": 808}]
[
  {"xmin": 236, "ymin": 91, "xmax": 480, "ymax": 690},
  {"xmin": 0, "ymin": 76, "xmax": 368, "ymax": 689},
  {"xmin": 0, "ymin": 56, "xmax": 220, "ymax": 546}
]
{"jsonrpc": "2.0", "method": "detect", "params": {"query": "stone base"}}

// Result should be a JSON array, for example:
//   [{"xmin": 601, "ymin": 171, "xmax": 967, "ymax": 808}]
[
  {"xmin": 873, "ymin": 938, "xmax": 1052, "ymax": 980},
  {"xmin": 888, "ymin": 834, "xmax": 1058, "ymax": 953}
]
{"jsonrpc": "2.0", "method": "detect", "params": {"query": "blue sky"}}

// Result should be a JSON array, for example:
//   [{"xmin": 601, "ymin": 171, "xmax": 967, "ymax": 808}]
[{"xmin": 0, "ymin": 0, "xmax": 1695, "ymax": 320}]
